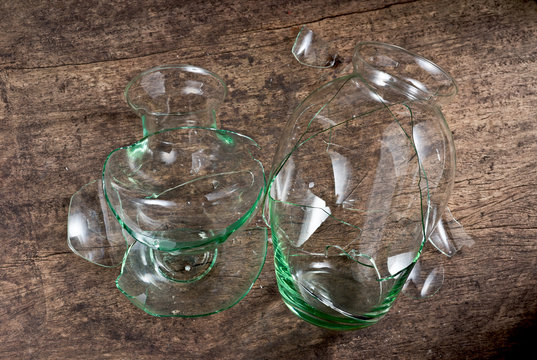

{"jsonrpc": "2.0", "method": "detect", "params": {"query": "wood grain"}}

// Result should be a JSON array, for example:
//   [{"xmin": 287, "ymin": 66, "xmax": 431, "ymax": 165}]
[{"xmin": 1, "ymin": 0, "xmax": 536, "ymax": 358}]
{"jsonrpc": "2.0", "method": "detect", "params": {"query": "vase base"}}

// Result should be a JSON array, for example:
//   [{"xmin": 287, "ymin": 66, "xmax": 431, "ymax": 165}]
[{"xmin": 116, "ymin": 227, "xmax": 267, "ymax": 317}]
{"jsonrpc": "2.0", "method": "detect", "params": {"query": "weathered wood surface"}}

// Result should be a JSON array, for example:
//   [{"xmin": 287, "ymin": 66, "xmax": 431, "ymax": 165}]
[{"xmin": 0, "ymin": 0, "xmax": 536, "ymax": 358}]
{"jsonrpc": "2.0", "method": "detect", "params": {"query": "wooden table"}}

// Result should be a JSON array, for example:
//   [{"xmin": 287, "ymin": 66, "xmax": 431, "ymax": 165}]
[{"xmin": 1, "ymin": 0, "xmax": 536, "ymax": 358}]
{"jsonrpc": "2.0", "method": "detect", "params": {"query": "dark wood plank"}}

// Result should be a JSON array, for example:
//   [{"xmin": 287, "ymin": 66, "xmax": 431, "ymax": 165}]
[{"xmin": 0, "ymin": 0, "xmax": 536, "ymax": 359}]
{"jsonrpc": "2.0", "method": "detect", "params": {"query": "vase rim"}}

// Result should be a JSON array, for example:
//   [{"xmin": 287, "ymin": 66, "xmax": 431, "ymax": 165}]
[
  {"xmin": 124, "ymin": 64, "xmax": 228, "ymax": 116},
  {"xmin": 353, "ymin": 41, "xmax": 458, "ymax": 101}
]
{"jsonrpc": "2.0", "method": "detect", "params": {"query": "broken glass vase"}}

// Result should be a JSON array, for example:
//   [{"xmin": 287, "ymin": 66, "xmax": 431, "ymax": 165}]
[
  {"xmin": 68, "ymin": 65, "xmax": 228, "ymax": 267},
  {"xmin": 104, "ymin": 126, "xmax": 267, "ymax": 316},
  {"xmin": 268, "ymin": 42, "xmax": 457, "ymax": 330}
]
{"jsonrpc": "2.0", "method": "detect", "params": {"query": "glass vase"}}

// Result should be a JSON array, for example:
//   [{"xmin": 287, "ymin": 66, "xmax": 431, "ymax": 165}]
[
  {"xmin": 268, "ymin": 42, "xmax": 457, "ymax": 330},
  {"xmin": 104, "ymin": 126, "xmax": 267, "ymax": 316},
  {"xmin": 68, "ymin": 65, "xmax": 228, "ymax": 267},
  {"xmin": 68, "ymin": 66, "xmax": 267, "ymax": 317}
]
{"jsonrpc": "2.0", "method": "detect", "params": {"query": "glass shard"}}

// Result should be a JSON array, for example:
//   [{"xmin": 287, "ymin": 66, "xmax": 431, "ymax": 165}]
[
  {"xmin": 429, "ymin": 207, "xmax": 474, "ymax": 257},
  {"xmin": 402, "ymin": 241, "xmax": 445, "ymax": 299},
  {"xmin": 67, "ymin": 179, "xmax": 132, "ymax": 267},
  {"xmin": 292, "ymin": 26, "xmax": 337, "ymax": 68}
]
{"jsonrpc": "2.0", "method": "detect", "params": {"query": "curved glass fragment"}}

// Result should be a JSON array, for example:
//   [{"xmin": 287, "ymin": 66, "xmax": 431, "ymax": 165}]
[
  {"xmin": 116, "ymin": 227, "xmax": 267, "ymax": 317},
  {"xmin": 67, "ymin": 179, "xmax": 133, "ymax": 267},
  {"xmin": 292, "ymin": 26, "xmax": 338, "ymax": 69},
  {"xmin": 125, "ymin": 65, "xmax": 228, "ymax": 136},
  {"xmin": 403, "ymin": 207, "xmax": 474, "ymax": 299},
  {"xmin": 269, "ymin": 42, "xmax": 457, "ymax": 330},
  {"xmin": 429, "ymin": 207, "xmax": 474, "ymax": 257},
  {"xmin": 402, "ymin": 240, "xmax": 445, "ymax": 299}
]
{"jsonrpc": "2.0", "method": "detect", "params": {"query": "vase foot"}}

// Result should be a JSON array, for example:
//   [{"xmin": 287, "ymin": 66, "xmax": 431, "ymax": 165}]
[
  {"xmin": 116, "ymin": 227, "xmax": 267, "ymax": 317},
  {"xmin": 152, "ymin": 248, "xmax": 217, "ymax": 283}
]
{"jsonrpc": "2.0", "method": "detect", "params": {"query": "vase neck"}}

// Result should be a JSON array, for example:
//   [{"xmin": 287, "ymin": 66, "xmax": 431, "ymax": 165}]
[{"xmin": 141, "ymin": 109, "xmax": 218, "ymax": 136}]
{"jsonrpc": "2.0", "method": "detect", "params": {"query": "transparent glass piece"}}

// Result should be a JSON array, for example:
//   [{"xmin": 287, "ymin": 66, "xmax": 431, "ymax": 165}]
[
  {"xmin": 292, "ymin": 26, "xmax": 337, "ymax": 69},
  {"xmin": 403, "ymin": 208, "xmax": 473, "ymax": 299},
  {"xmin": 67, "ymin": 179, "xmax": 132, "ymax": 267},
  {"xmin": 116, "ymin": 227, "xmax": 267, "ymax": 317},
  {"xmin": 103, "ymin": 127, "xmax": 265, "ymax": 254},
  {"xmin": 269, "ymin": 42, "xmax": 457, "ymax": 330},
  {"xmin": 402, "ymin": 241, "xmax": 445, "ymax": 299},
  {"xmin": 125, "ymin": 65, "xmax": 228, "ymax": 136},
  {"xmin": 429, "ymin": 207, "xmax": 475, "ymax": 257}
]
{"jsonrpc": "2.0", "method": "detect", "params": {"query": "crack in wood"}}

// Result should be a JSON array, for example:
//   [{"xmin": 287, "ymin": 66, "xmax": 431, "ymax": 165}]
[{"xmin": 1, "ymin": 1, "xmax": 419, "ymax": 72}]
